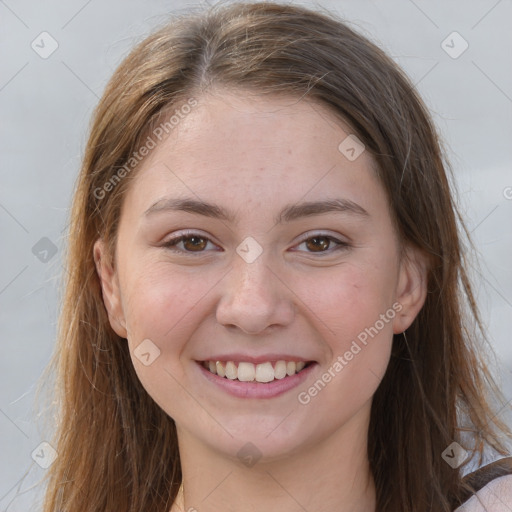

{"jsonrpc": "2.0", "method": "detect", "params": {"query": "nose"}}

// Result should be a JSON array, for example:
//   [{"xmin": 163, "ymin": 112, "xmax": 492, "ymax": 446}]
[{"xmin": 215, "ymin": 255, "xmax": 296, "ymax": 335}]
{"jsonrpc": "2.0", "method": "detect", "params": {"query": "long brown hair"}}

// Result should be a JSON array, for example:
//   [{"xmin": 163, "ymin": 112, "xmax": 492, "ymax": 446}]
[{"xmin": 38, "ymin": 2, "xmax": 512, "ymax": 511}]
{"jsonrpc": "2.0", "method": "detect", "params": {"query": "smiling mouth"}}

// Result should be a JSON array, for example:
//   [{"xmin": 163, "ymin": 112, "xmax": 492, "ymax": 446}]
[{"xmin": 198, "ymin": 360, "xmax": 314, "ymax": 383}]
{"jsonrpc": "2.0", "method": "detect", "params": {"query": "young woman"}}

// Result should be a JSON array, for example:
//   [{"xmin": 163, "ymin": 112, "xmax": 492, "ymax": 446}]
[{"xmin": 39, "ymin": 2, "xmax": 512, "ymax": 511}]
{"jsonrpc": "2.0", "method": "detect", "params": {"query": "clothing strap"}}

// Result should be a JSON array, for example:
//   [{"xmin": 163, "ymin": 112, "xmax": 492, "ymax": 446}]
[{"xmin": 457, "ymin": 456, "xmax": 512, "ymax": 506}]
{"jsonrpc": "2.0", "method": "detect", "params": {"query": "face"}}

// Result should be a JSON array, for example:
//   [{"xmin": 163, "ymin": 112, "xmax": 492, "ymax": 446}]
[{"xmin": 94, "ymin": 89, "xmax": 427, "ymax": 462}]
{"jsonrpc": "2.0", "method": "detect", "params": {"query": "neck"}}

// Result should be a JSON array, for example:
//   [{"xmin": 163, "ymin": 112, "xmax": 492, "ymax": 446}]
[{"xmin": 172, "ymin": 404, "xmax": 376, "ymax": 512}]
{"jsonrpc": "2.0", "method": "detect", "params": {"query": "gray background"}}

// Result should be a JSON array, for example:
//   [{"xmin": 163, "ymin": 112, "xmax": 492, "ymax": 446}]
[{"xmin": 1, "ymin": 0, "xmax": 511, "ymax": 509}]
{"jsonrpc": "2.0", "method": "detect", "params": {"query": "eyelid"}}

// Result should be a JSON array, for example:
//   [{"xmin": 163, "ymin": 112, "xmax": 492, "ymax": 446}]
[
  {"xmin": 295, "ymin": 230, "xmax": 348, "ymax": 243},
  {"xmin": 164, "ymin": 228, "xmax": 211, "ymax": 241}
]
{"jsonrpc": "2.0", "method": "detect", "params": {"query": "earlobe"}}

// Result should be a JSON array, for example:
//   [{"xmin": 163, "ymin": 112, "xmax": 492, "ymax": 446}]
[
  {"xmin": 93, "ymin": 239, "xmax": 128, "ymax": 338},
  {"xmin": 392, "ymin": 247, "xmax": 429, "ymax": 335}
]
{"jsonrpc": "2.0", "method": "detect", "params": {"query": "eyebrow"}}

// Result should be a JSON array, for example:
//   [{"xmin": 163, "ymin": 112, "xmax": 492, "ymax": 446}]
[{"xmin": 143, "ymin": 197, "xmax": 369, "ymax": 224}]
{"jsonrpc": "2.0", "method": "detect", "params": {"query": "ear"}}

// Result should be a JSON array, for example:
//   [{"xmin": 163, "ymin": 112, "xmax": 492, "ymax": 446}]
[
  {"xmin": 93, "ymin": 239, "xmax": 128, "ymax": 338},
  {"xmin": 392, "ymin": 246, "xmax": 429, "ymax": 334}
]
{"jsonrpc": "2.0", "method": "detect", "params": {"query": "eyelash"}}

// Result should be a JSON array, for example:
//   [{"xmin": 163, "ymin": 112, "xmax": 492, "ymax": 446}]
[{"xmin": 161, "ymin": 231, "xmax": 349, "ymax": 256}]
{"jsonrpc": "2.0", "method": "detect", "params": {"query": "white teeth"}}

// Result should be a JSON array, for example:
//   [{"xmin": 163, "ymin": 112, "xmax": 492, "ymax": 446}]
[
  {"xmin": 216, "ymin": 361, "xmax": 225, "ymax": 377},
  {"xmin": 255, "ymin": 362, "xmax": 274, "ymax": 383},
  {"xmin": 203, "ymin": 359, "xmax": 309, "ymax": 382},
  {"xmin": 274, "ymin": 360, "xmax": 287, "ymax": 379},
  {"xmin": 225, "ymin": 361, "xmax": 237, "ymax": 380},
  {"xmin": 237, "ymin": 362, "xmax": 255, "ymax": 382}
]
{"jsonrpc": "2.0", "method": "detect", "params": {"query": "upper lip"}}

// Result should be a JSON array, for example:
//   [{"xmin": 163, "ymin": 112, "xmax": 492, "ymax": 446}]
[{"xmin": 197, "ymin": 354, "xmax": 315, "ymax": 364}]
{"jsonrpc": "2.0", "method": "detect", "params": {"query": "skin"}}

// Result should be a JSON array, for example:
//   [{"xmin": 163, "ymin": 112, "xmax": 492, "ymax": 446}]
[{"xmin": 94, "ymin": 89, "xmax": 428, "ymax": 512}]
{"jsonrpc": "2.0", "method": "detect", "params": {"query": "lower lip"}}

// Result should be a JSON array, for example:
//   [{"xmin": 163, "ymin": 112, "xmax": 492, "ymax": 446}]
[{"xmin": 196, "ymin": 361, "xmax": 318, "ymax": 399}]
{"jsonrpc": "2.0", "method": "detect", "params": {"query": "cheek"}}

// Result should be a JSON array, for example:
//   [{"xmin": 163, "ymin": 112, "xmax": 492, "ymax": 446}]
[
  {"xmin": 295, "ymin": 262, "xmax": 396, "ymax": 419},
  {"xmin": 292, "ymin": 255, "xmax": 397, "ymax": 404},
  {"xmin": 296, "ymin": 256, "xmax": 398, "ymax": 344},
  {"xmin": 119, "ymin": 265, "xmax": 216, "ymax": 417},
  {"xmin": 120, "ymin": 263, "xmax": 217, "ymax": 360}
]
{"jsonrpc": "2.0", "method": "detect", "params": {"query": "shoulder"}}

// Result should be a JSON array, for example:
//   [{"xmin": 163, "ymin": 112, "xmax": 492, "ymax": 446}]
[{"xmin": 454, "ymin": 473, "xmax": 512, "ymax": 511}]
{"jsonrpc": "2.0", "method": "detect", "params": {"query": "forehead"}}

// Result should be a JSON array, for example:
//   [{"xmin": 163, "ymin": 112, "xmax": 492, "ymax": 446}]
[{"xmin": 124, "ymin": 90, "xmax": 384, "ymax": 218}]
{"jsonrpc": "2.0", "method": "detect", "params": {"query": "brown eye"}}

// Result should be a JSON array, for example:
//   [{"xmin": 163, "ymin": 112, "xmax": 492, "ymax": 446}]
[
  {"xmin": 182, "ymin": 236, "xmax": 208, "ymax": 251},
  {"xmin": 293, "ymin": 234, "xmax": 349, "ymax": 255},
  {"xmin": 163, "ymin": 234, "xmax": 215, "ymax": 253},
  {"xmin": 305, "ymin": 236, "xmax": 331, "ymax": 252}
]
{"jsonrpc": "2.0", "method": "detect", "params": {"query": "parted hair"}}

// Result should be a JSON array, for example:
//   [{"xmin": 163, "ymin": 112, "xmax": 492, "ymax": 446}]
[{"xmin": 39, "ymin": 2, "xmax": 512, "ymax": 511}]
